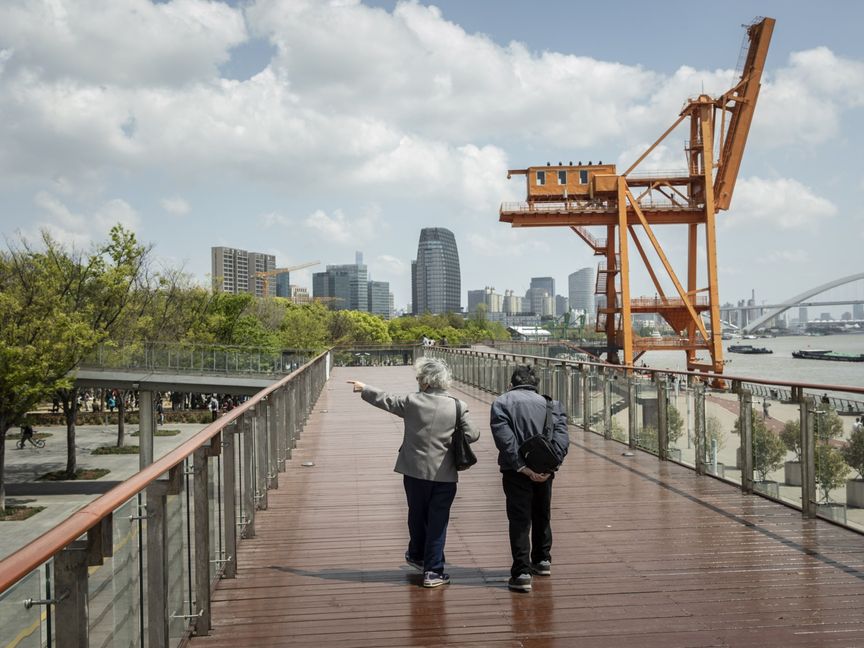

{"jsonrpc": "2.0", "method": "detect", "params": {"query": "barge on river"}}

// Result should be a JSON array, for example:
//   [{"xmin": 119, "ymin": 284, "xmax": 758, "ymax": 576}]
[
  {"xmin": 792, "ymin": 349, "xmax": 864, "ymax": 362},
  {"xmin": 727, "ymin": 345, "xmax": 773, "ymax": 354}
]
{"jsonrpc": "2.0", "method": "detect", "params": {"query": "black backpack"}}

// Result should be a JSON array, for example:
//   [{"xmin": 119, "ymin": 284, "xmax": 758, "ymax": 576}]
[{"xmin": 518, "ymin": 396, "xmax": 565, "ymax": 473}]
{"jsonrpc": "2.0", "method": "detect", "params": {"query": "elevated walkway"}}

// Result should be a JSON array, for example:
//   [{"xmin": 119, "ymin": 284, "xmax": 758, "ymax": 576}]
[{"xmin": 191, "ymin": 367, "xmax": 864, "ymax": 648}]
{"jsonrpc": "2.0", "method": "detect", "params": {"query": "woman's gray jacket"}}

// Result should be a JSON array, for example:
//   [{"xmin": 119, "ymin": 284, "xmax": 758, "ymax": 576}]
[{"xmin": 361, "ymin": 386, "xmax": 479, "ymax": 482}]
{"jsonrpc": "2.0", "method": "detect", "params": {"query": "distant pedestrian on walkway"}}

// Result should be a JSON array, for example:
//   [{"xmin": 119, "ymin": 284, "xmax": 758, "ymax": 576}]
[
  {"xmin": 491, "ymin": 364, "xmax": 570, "ymax": 593},
  {"xmin": 762, "ymin": 400, "xmax": 770, "ymax": 420},
  {"xmin": 208, "ymin": 395, "xmax": 219, "ymax": 422},
  {"xmin": 347, "ymin": 357, "xmax": 478, "ymax": 589}
]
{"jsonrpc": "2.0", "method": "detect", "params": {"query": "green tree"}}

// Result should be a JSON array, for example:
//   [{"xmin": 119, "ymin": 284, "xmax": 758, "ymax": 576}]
[
  {"xmin": 780, "ymin": 419, "xmax": 801, "ymax": 462},
  {"xmin": 667, "ymin": 404, "xmax": 684, "ymax": 446},
  {"xmin": 734, "ymin": 410, "xmax": 786, "ymax": 481},
  {"xmin": 815, "ymin": 444, "xmax": 851, "ymax": 503},
  {"xmin": 0, "ymin": 226, "xmax": 149, "ymax": 507},
  {"xmin": 329, "ymin": 310, "xmax": 392, "ymax": 344},
  {"xmin": 841, "ymin": 426, "xmax": 864, "ymax": 480},
  {"xmin": 279, "ymin": 302, "xmax": 332, "ymax": 350}
]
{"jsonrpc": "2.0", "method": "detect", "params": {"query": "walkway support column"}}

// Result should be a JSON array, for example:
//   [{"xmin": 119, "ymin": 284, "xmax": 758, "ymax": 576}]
[
  {"xmin": 801, "ymin": 400, "xmax": 816, "ymax": 518},
  {"xmin": 740, "ymin": 391, "xmax": 754, "ymax": 493},
  {"xmin": 694, "ymin": 384, "xmax": 706, "ymax": 476}
]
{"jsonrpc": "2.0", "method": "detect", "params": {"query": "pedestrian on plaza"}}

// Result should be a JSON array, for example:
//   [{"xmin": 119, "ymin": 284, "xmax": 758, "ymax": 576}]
[
  {"xmin": 347, "ymin": 357, "xmax": 479, "ymax": 589},
  {"xmin": 156, "ymin": 399, "xmax": 164, "ymax": 426},
  {"xmin": 762, "ymin": 400, "xmax": 770, "ymax": 420},
  {"xmin": 208, "ymin": 395, "xmax": 220, "ymax": 422},
  {"xmin": 854, "ymin": 417, "xmax": 863, "ymax": 434},
  {"xmin": 490, "ymin": 364, "xmax": 570, "ymax": 593}
]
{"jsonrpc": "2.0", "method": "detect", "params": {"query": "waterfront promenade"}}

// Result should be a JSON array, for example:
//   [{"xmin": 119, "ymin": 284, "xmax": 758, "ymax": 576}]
[{"xmin": 189, "ymin": 366, "xmax": 864, "ymax": 648}]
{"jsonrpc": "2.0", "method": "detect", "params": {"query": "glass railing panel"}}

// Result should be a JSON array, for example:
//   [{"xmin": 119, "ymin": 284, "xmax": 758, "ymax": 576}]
[
  {"xmin": 807, "ymin": 388, "xmax": 864, "ymax": 529},
  {"xmin": 587, "ymin": 371, "xmax": 603, "ymax": 435},
  {"xmin": 0, "ymin": 567, "xmax": 46, "ymax": 648},
  {"xmin": 703, "ymin": 384, "xmax": 741, "ymax": 484},
  {"xmin": 609, "ymin": 373, "xmax": 629, "ymax": 443},
  {"xmin": 88, "ymin": 497, "xmax": 141, "ymax": 648},
  {"xmin": 742, "ymin": 382, "xmax": 802, "ymax": 508},
  {"xmin": 634, "ymin": 378, "xmax": 659, "ymax": 455},
  {"xmin": 166, "ymin": 489, "xmax": 189, "ymax": 643},
  {"xmin": 668, "ymin": 381, "xmax": 696, "ymax": 466}
]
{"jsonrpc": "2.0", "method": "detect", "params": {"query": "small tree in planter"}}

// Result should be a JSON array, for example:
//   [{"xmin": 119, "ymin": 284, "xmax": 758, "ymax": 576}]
[
  {"xmin": 780, "ymin": 420, "xmax": 802, "ymax": 486},
  {"xmin": 752, "ymin": 415, "xmax": 786, "ymax": 485},
  {"xmin": 815, "ymin": 443, "xmax": 851, "ymax": 507},
  {"xmin": 840, "ymin": 425, "xmax": 864, "ymax": 507},
  {"xmin": 733, "ymin": 410, "xmax": 785, "ymax": 486}
]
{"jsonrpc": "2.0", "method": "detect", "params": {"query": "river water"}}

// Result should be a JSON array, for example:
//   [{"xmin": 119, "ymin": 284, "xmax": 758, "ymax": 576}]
[{"xmin": 646, "ymin": 333, "xmax": 864, "ymax": 393}]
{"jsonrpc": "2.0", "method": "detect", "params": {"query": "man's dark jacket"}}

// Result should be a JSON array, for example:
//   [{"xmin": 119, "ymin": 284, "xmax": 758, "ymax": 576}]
[{"xmin": 490, "ymin": 385, "xmax": 569, "ymax": 472}]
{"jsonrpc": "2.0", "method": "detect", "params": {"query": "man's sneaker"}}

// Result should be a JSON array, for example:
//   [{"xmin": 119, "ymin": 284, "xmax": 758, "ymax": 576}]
[
  {"xmin": 508, "ymin": 573, "xmax": 532, "ymax": 592},
  {"xmin": 531, "ymin": 560, "xmax": 552, "ymax": 576},
  {"xmin": 405, "ymin": 552, "xmax": 423, "ymax": 572},
  {"xmin": 423, "ymin": 571, "xmax": 450, "ymax": 588}
]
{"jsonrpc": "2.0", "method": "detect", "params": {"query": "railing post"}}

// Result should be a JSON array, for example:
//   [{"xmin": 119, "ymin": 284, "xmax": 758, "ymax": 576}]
[
  {"xmin": 54, "ymin": 541, "xmax": 89, "ymax": 648},
  {"xmin": 256, "ymin": 401, "xmax": 269, "ymax": 510},
  {"xmin": 582, "ymin": 370, "xmax": 590, "ymax": 432},
  {"xmin": 740, "ymin": 390, "xmax": 754, "ymax": 493},
  {"xmin": 267, "ymin": 397, "xmax": 278, "ymax": 490},
  {"xmin": 138, "ymin": 389, "xmax": 155, "ymax": 469},
  {"xmin": 694, "ymin": 384, "xmax": 706, "ymax": 476},
  {"xmin": 223, "ymin": 422, "xmax": 238, "ymax": 579},
  {"xmin": 628, "ymin": 379, "xmax": 637, "ymax": 449},
  {"xmin": 801, "ymin": 399, "xmax": 816, "ymax": 518},
  {"xmin": 602, "ymin": 371, "xmax": 612, "ymax": 440},
  {"xmin": 146, "ymin": 483, "xmax": 169, "ymax": 647},
  {"xmin": 193, "ymin": 447, "xmax": 211, "ymax": 635},
  {"xmin": 657, "ymin": 375, "xmax": 668, "ymax": 460},
  {"xmin": 242, "ymin": 413, "xmax": 256, "ymax": 538}
]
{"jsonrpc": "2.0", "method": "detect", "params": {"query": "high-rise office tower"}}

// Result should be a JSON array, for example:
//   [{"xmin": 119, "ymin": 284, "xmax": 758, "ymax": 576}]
[
  {"xmin": 568, "ymin": 268, "xmax": 595, "ymax": 317},
  {"xmin": 530, "ymin": 277, "xmax": 555, "ymax": 297},
  {"xmin": 312, "ymin": 259, "xmax": 369, "ymax": 311},
  {"xmin": 211, "ymin": 247, "xmax": 276, "ymax": 297},
  {"xmin": 555, "ymin": 295, "xmax": 569, "ymax": 317},
  {"xmin": 275, "ymin": 271, "xmax": 291, "ymax": 298},
  {"xmin": 412, "ymin": 228, "xmax": 461, "ymax": 314},
  {"xmin": 368, "ymin": 280, "xmax": 392, "ymax": 318}
]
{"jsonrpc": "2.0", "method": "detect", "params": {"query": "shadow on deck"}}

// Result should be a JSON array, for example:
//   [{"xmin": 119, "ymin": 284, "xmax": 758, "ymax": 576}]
[{"xmin": 190, "ymin": 366, "xmax": 864, "ymax": 648}]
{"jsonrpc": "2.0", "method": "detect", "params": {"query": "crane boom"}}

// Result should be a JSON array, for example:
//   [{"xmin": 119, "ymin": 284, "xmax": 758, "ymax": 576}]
[{"xmin": 713, "ymin": 17, "xmax": 775, "ymax": 211}]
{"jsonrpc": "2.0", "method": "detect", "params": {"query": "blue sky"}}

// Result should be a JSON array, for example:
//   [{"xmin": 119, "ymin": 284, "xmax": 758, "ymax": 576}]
[{"xmin": 1, "ymin": 0, "xmax": 862, "ymax": 312}]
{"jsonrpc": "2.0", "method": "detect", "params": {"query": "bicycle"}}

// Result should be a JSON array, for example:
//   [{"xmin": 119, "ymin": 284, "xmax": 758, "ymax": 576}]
[{"xmin": 16, "ymin": 426, "xmax": 46, "ymax": 449}]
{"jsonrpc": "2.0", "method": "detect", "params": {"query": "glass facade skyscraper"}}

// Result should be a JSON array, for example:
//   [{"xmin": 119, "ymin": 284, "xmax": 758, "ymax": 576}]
[
  {"xmin": 412, "ymin": 228, "xmax": 461, "ymax": 315},
  {"xmin": 569, "ymin": 267, "xmax": 595, "ymax": 317}
]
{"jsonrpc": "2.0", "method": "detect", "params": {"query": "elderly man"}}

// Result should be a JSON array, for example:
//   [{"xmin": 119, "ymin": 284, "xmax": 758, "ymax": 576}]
[{"xmin": 491, "ymin": 364, "xmax": 569, "ymax": 593}]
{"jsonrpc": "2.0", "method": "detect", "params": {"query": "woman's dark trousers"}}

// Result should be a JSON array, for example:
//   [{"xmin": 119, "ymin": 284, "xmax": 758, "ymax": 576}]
[
  {"xmin": 502, "ymin": 470, "xmax": 553, "ymax": 578},
  {"xmin": 403, "ymin": 475, "xmax": 457, "ymax": 574}
]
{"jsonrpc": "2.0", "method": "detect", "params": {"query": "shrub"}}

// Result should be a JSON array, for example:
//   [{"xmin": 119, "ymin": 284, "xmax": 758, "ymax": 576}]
[
  {"xmin": 780, "ymin": 420, "xmax": 801, "ymax": 462},
  {"xmin": 92, "ymin": 445, "xmax": 140, "ymax": 455},
  {"xmin": 841, "ymin": 426, "xmax": 864, "ymax": 480},
  {"xmin": 815, "ymin": 444, "xmax": 851, "ymax": 503}
]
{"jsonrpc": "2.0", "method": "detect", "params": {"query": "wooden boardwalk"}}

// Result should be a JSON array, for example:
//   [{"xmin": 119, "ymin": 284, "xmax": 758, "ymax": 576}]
[{"xmin": 191, "ymin": 366, "xmax": 864, "ymax": 648}]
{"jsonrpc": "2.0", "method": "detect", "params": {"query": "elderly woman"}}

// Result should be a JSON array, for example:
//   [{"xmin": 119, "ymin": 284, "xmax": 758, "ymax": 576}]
[{"xmin": 347, "ymin": 357, "xmax": 478, "ymax": 588}]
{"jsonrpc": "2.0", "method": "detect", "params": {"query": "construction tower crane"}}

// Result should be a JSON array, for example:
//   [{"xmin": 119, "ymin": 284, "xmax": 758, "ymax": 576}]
[
  {"xmin": 500, "ymin": 17, "xmax": 774, "ymax": 376},
  {"xmin": 255, "ymin": 260, "xmax": 320, "ymax": 297}
]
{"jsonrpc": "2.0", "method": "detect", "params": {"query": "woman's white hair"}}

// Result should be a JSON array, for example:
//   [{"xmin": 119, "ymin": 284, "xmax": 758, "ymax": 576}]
[{"xmin": 415, "ymin": 357, "xmax": 451, "ymax": 390}]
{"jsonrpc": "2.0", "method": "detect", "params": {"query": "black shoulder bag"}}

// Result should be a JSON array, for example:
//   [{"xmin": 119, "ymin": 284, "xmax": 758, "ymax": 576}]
[
  {"xmin": 518, "ymin": 396, "xmax": 562, "ymax": 473},
  {"xmin": 451, "ymin": 398, "xmax": 477, "ymax": 471}
]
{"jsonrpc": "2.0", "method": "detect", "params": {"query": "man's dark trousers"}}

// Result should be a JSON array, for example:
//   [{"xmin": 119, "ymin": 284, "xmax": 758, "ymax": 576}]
[
  {"xmin": 502, "ymin": 470, "xmax": 553, "ymax": 578},
  {"xmin": 403, "ymin": 475, "xmax": 457, "ymax": 573}
]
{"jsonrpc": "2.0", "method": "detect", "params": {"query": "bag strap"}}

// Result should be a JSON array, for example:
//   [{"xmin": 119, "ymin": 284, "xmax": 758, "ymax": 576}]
[
  {"xmin": 542, "ymin": 395, "xmax": 553, "ymax": 439},
  {"xmin": 451, "ymin": 397, "xmax": 463, "ymax": 430}
]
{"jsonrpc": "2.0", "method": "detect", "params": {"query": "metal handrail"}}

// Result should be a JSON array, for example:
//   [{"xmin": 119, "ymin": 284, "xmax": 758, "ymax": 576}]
[
  {"xmin": 444, "ymin": 345, "xmax": 864, "ymax": 396},
  {"xmin": 0, "ymin": 350, "xmax": 329, "ymax": 595}
]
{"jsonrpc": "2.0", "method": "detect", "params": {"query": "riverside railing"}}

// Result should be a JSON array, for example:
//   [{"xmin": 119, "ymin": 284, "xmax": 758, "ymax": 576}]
[
  {"xmin": 425, "ymin": 347, "xmax": 864, "ymax": 532},
  {"xmin": 82, "ymin": 342, "xmax": 316, "ymax": 376},
  {"xmin": 0, "ymin": 351, "xmax": 330, "ymax": 648}
]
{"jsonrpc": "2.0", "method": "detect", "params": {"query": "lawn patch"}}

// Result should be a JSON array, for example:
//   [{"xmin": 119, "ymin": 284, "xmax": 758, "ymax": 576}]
[
  {"xmin": 39, "ymin": 468, "xmax": 111, "ymax": 481},
  {"xmin": 0, "ymin": 506, "xmax": 45, "ymax": 521},
  {"xmin": 92, "ymin": 445, "xmax": 140, "ymax": 455},
  {"xmin": 130, "ymin": 429, "xmax": 181, "ymax": 437}
]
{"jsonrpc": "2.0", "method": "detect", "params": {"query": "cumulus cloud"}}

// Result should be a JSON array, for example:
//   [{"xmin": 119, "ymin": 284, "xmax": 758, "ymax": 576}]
[
  {"xmin": 161, "ymin": 197, "xmax": 190, "ymax": 215},
  {"xmin": 757, "ymin": 249, "xmax": 809, "ymax": 265},
  {"xmin": 31, "ymin": 191, "xmax": 139, "ymax": 246},
  {"xmin": 303, "ymin": 205, "xmax": 382, "ymax": 245},
  {"xmin": 467, "ymin": 228, "xmax": 550, "ymax": 258},
  {"xmin": 725, "ymin": 177, "xmax": 836, "ymax": 229},
  {"xmin": 0, "ymin": 0, "xmax": 247, "ymax": 86},
  {"xmin": 371, "ymin": 254, "xmax": 407, "ymax": 277}
]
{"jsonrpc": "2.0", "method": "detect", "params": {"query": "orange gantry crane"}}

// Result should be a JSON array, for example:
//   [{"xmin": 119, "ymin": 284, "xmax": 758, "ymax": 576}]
[
  {"xmin": 500, "ymin": 17, "xmax": 774, "ymax": 375},
  {"xmin": 255, "ymin": 260, "xmax": 320, "ymax": 297}
]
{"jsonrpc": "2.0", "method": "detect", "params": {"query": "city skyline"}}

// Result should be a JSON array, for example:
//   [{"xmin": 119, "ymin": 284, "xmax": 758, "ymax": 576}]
[{"xmin": 1, "ymin": 1, "xmax": 863, "ymax": 310}]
